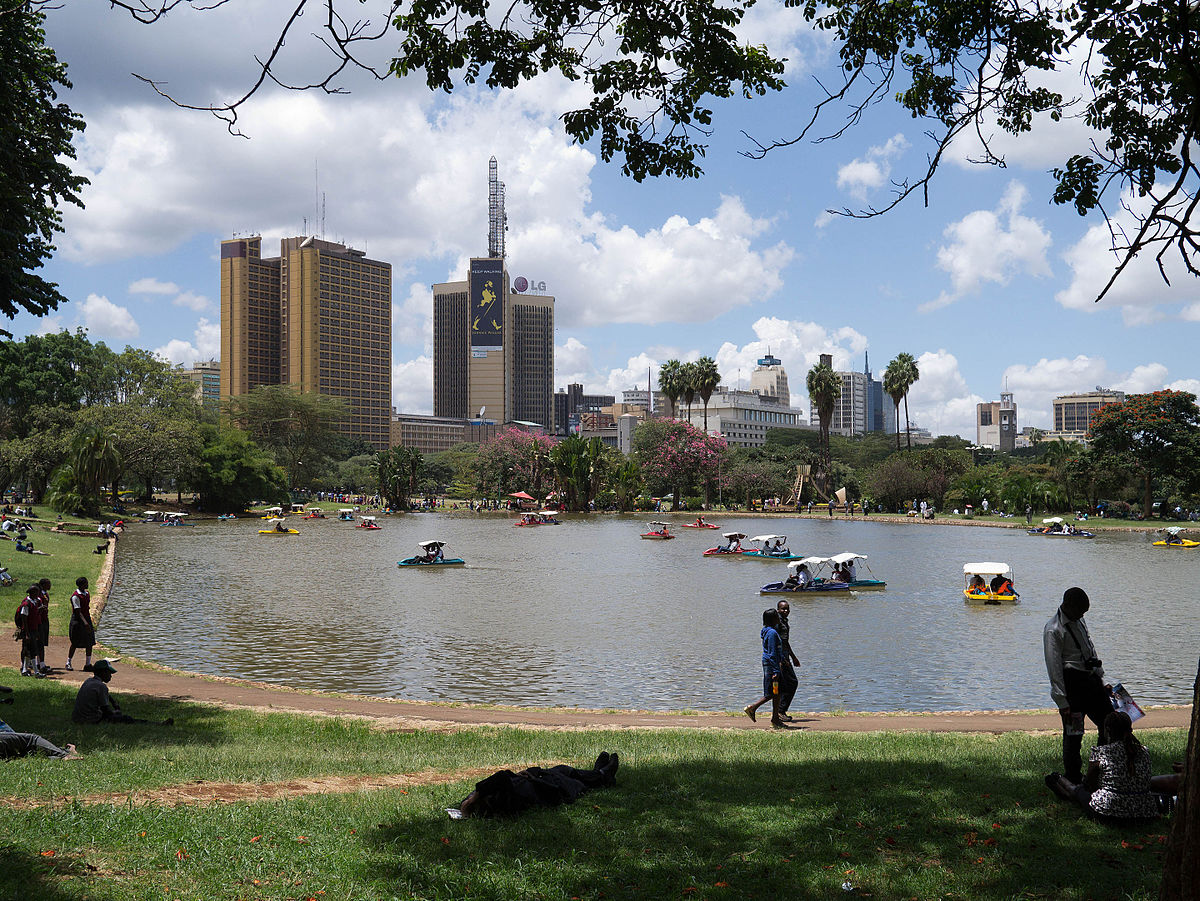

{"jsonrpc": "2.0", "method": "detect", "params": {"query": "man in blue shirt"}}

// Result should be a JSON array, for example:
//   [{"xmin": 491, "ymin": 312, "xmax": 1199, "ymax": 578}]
[{"xmin": 743, "ymin": 609, "xmax": 786, "ymax": 728}]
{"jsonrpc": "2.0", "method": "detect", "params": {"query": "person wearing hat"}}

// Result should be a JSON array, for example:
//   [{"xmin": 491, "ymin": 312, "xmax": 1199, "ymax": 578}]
[
  {"xmin": 71, "ymin": 660, "xmax": 171, "ymax": 726},
  {"xmin": 1044, "ymin": 587, "xmax": 1113, "ymax": 784}
]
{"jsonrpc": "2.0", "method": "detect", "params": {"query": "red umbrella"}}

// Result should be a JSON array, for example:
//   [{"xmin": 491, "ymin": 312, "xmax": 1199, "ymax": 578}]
[{"xmin": 508, "ymin": 491, "xmax": 534, "ymax": 500}]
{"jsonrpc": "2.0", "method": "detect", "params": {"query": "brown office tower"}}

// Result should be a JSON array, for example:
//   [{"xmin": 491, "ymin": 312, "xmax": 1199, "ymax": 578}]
[
  {"xmin": 220, "ymin": 237, "xmax": 281, "ymax": 395},
  {"xmin": 221, "ymin": 235, "xmax": 392, "ymax": 450},
  {"xmin": 432, "ymin": 259, "xmax": 554, "ymax": 428}
]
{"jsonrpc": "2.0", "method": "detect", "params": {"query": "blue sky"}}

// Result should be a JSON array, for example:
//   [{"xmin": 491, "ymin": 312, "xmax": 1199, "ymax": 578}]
[{"xmin": 12, "ymin": 1, "xmax": 1199, "ymax": 438}]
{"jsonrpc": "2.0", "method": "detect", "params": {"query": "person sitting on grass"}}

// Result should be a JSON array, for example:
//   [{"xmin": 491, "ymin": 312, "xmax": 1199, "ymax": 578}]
[
  {"xmin": 1045, "ymin": 711, "xmax": 1165, "ymax": 823},
  {"xmin": 71, "ymin": 660, "xmax": 173, "ymax": 726},
  {"xmin": 454, "ymin": 752, "xmax": 619, "ymax": 818}
]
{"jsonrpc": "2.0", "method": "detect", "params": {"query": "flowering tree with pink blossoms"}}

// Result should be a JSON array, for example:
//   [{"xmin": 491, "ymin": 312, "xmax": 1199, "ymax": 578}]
[
  {"xmin": 634, "ymin": 420, "xmax": 727, "ymax": 508},
  {"xmin": 473, "ymin": 427, "xmax": 556, "ymax": 501}
]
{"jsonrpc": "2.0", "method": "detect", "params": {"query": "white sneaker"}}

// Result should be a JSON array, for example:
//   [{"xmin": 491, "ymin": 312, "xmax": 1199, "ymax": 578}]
[{"xmin": 64, "ymin": 661, "xmax": 73, "ymax": 671}]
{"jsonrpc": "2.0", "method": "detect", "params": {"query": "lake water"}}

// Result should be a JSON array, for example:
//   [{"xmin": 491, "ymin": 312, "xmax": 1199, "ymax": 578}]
[{"xmin": 99, "ymin": 513, "xmax": 1199, "ymax": 712}]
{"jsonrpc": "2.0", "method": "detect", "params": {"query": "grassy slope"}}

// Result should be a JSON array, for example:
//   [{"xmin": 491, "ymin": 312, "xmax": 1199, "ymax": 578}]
[
  {"xmin": 0, "ymin": 674, "xmax": 1185, "ymax": 901},
  {"xmin": 1, "ymin": 510, "xmax": 107, "ymax": 635}
]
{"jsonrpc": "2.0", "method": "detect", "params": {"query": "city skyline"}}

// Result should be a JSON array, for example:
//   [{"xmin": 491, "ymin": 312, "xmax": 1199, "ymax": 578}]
[{"xmin": 8, "ymin": 1, "xmax": 1199, "ymax": 440}]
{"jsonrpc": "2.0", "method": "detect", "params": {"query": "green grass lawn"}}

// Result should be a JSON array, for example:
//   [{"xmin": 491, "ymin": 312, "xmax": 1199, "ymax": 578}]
[
  {"xmin": 1, "ymin": 509, "xmax": 107, "ymax": 635},
  {"xmin": 0, "ymin": 673, "xmax": 1185, "ymax": 900}
]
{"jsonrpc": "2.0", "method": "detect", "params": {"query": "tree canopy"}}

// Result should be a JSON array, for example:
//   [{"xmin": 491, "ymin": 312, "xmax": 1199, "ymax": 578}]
[{"xmin": 0, "ymin": 5, "xmax": 87, "ymax": 332}]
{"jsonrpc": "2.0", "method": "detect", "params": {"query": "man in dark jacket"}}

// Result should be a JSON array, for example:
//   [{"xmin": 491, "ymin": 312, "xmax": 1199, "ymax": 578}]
[{"xmin": 455, "ymin": 752, "xmax": 619, "ymax": 817}]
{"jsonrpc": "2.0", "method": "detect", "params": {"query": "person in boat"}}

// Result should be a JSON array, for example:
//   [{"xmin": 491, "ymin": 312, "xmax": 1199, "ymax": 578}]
[
  {"xmin": 772, "ymin": 538, "xmax": 788, "ymax": 556},
  {"xmin": 694, "ymin": 515, "xmax": 707, "ymax": 527},
  {"xmin": 783, "ymin": 570, "xmax": 800, "ymax": 590},
  {"xmin": 843, "ymin": 558, "xmax": 858, "ymax": 582},
  {"xmin": 830, "ymin": 564, "xmax": 847, "ymax": 583},
  {"xmin": 988, "ymin": 573, "xmax": 1014, "ymax": 595},
  {"xmin": 794, "ymin": 563, "xmax": 812, "ymax": 589},
  {"xmin": 968, "ymin": 574, "xmax": 987, "ymax": 593},
  {"xmin": 274, "ymin": 520, "xmax": 289, "ymax": 533},
  {"xmin": 720, "ymin": 535, "xmax": 741, "ymax": 553},
  {"xmin": 1166, "ymin": 531, "xmax": 1183, "ymax": 545},
  {"xmin": 431, "ymin": 543, "xmax": 445, "ymax": 562}
]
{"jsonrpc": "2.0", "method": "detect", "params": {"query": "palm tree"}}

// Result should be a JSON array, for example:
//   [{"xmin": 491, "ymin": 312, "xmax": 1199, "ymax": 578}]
[
  {"xmin": 693, "ymin": 356, "xmax": 721, "ymax": 432},
  {"xmin": 888, "ymin": 352, "xmax": 920, "ymax": 448},
  {"xmin": 1041, "ymin": 437, "xmax": 1075, "ymax": 508},
  {"xmin": 680, "ymin": 361, "xmax": 699, "ymax": 423},
  {"xmin": 657, "ymin": 359, "xmax": 684, "ymax": 419},
  {"xmin": 882, "ymin": 361, "xmax": 906, "ymax": 450},
  {"xmin": 806, "ymin": 360, "xmax": 841, "ymax": 498},
  {"xmin": 73, "ymin": 425, "xmax": 122, "ymax": 509}
]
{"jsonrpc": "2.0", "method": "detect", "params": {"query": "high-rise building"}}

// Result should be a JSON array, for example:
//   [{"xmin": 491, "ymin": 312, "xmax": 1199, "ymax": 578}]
[
  {"xmin": 810, "ymin": 354, "xmax": 868, "ymax": 437},
  {"xmin": 181, "ymin": 359, "xmax": 221, "ymax": 409},
  {"xmin": 220, "ymin": 235, "xmax": 392, "ymax": 450},
  {"xmin": 977, "ymin": 392, "xmax": 1017, "ymax": 451},
  {"xmin": 432, "ymin": 161, "xmax": 555, "ymax": 429},
  {"xmin": 555, "ymin": 384, "xmax": 616, "ymax": 436},
  {"xmin": 220, "ymin": 236, "xmax": 281, "ymax": 396},
  {"xmin": 750, "ymin": 353, "xmax": 790, "ymax": 406},
  {"xmin": 1052, "ymin": 389, "xmax": 1125, "ymax": 438},
  {"xmin": 683, "ymin": 386, "xmax": 809, "ymax": 447},
  {"xmin": 864, "ymin": 352, "xmax": 885, "ymax": 433},
  {"xmin": 621, "ymin": 388, "xmax": 661, "ymax": 415}
]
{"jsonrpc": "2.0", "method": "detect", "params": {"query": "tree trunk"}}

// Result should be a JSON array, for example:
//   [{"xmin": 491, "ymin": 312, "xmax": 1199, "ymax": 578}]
[
  {"xmin": 894, "ymin": 403, "xmax": 901, "ymax": 450},
  {"xmin": 1160, "ymin": 656, "xmax": 1199, "ymax": 900},
  {"xmin": 1145, "ymin": 472, "xmax": 1154, "ymax": 519},
  {"xmin": 903, "ymin": 395, "xmax": 912, "ymax": 449}
]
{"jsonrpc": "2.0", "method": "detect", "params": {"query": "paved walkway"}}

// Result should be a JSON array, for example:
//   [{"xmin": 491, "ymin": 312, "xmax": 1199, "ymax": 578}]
[{"xmin": 3, "ymin": 642, "xmax": 1190, "ymax": 733}]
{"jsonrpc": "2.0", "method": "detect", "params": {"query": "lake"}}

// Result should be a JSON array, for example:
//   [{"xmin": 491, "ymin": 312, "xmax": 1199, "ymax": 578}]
[{"xmin": 100, "ymin": 513, "xmax": 1199, "ymax": 712}]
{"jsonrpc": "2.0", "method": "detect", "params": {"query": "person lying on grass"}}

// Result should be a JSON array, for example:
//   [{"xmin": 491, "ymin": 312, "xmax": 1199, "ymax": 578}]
[
  {"xmin": 0, "ymin": 724, "xmax": 81, "ymax": 759},
  {"xmin": 453, "ymin": 752, "xmax": 619, "ymax": 818}
]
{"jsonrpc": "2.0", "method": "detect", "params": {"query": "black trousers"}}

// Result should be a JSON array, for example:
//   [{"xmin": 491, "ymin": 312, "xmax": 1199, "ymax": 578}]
[
  {"xmin": 778, "ymin": 660, "xmax": 798, "ymax": 714},
  {"xmin": 1061, "ymin": 668, "xmax": 1113, "ymax": 782}
]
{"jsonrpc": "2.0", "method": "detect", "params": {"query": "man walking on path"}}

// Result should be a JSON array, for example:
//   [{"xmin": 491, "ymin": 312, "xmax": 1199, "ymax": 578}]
[
  {"xmin": 1043, "ymin": 587, "xmax": 1114, "ymax": 783},
  {"xmin": 774, "ymin": 600, "xmax": 801, "ymax": 722}
]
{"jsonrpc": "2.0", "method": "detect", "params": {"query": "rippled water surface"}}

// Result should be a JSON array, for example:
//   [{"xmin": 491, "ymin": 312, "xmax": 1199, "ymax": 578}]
[{"xmin": 100, "ymin": 514, "xmax": 1199, "ymax": 712}]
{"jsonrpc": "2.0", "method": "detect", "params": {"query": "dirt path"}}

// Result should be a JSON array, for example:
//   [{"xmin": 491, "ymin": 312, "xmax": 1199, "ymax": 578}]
[{"xmin": 3, "ymin": 639, "xmax": 1190, "ymax": 734}]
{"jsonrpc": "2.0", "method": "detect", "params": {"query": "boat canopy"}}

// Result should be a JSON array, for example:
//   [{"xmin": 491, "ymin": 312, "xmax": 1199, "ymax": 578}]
[
  {"xmin": 418, "ymin": 539, "xmax": 444, "ymax": 548},
  {"xmin": 536, "ymin": 510, "xmax": 559, "ymax": 516},
  {"xmin": 164, "ymin": 512, "xmax": 187, "ymax": 518},
  {"xmin": 789, "ymin": 556, "xmax": 827, "ymax": 570},
  {"xmin": 360, "ymin": 515, "xmax": 376, "ymax": 522},
  {"xmin": 723, "ymin": 532, "xmax": 747, "ymax": 540},
  {"xmin": 748, "ymin": 534, "xmax": 781, "ymax": 543},
  {"xmin": 829, "ymin": 552, "xmax": 867, "ymax": 564},
  {"xmin": 290, "ymin": 504, "xmax": 306, "ymax": 512},
  {"xmin": 264, "ymin": 506, "xmax": 283, "ymax": 513},
  {"xmin": 1165, "ymin": 526, "xmax": 1182, "ymax": 535},
  {"xmin": 142, "ymin": 511, "xmax": 161, "ymax": 517},
  {"xmin": 1042, "ymin": 517, "xmax": 1063, "ymax": 524},
  {"xmin": 963, "ymin": 562, "xmax": 1011, "ymax": 576},
  {"xmin": 647, "ymin": 521, "xmax": 669, "ymax": 527},
  {"xmin": 338, "ymin": 508, "xmax": 354, "ymax": 513},
  {"xmin": 265, "ymin": 518, "xmax": 285, "ymax": 525}
]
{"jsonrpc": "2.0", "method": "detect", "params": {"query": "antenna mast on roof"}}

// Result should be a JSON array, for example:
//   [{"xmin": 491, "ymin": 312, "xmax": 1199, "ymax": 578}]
[{"xmin": 488, "ymin": 156, "xmax": 506, "ymax": 258}]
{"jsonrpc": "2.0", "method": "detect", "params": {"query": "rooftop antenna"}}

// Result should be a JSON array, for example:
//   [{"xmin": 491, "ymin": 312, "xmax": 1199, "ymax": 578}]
[
  {"xmin": 321, "ymin": 192, "xmax": 326, "ymax": 240},
  {"xmin": 488, "ymin": 156, "xmax": 506, "ymax": 258}
]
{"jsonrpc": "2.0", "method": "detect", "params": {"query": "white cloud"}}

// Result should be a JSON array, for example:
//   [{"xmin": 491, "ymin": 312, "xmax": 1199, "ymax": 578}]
[
  {"xmin": 129, "ymin": 277, "xmax": 179, "ymax": 295},
  {"xmin": 904, "ymin": 350, "xmax": 983, "ymax": 439},
  {"xmin": 393, "ymin": 282, "xmax": 433, "ymax": 349},
  {"xmin": 80, "ymin": 294, "xmax": 139, "ymax": 339},
  {"xmin": 1002, "ymin": 355, "xmax": 1181, "ymax": 429},
  {"xmin": 59, "ymin": 86, "xmax": 790, "ymax": 329},
  {"xmin": 34, "ymin": 316, "xmax": 66, "ymax": 336},
  {"xmin": 835, "ymin": 134, "xmax": 909, "ymax": 201},
  {"xmin": 922, "ymin": 181, "xmax": 1052, "ymax": 312},
  {"xmin": 393, "ymin": 356, "xmax": 433, "ymax": 415},
  {"xmin": 153, "ymin": 317, "xmax": 220, "ymax": 366},
  {"xmin": 172, "ymin": 291, "xmax": 211, "ymax": 312},
  {"xmin": 736, "ymin": 2, "xmax": 831, "ymax": 77},
  {"xmin": 1166, "ymin": 378, "xmax": 1200, "ymax": 396},
  {"xmin": 1055, "ymin": 189, "xmax": 1200, "ymax": 321},
  {"xmin": 554, "ymin": 337, "xmax": 593, "ymax": 385}
]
